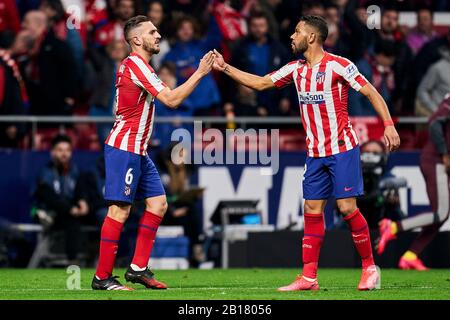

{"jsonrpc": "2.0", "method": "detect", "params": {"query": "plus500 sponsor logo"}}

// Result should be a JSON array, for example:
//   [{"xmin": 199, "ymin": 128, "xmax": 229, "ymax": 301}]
[{"xmin": 298, "ymin": 92, "xmax": 325, "ymax": 105}]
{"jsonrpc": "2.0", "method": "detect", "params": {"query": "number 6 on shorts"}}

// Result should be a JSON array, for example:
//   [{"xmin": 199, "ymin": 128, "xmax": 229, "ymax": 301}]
[{"xmin": 125, "ymin": 168, "xmax": 134, "ymax": 185}]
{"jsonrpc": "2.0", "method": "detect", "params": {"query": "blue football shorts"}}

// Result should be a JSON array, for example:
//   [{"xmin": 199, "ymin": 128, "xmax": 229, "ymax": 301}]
[
  {"xmin": 104, "ymin": 144, "xmax": 165, "ymax": 203},
  {"xmin": 303, "ymin": 146, "xmax": 364, "ymax": 200}
]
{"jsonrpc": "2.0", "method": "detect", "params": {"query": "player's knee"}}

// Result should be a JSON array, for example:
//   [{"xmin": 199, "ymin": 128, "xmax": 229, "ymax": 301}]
[
  {"xmin": 159, "ymin": 200, "xmax": 168, "ymax": 215},
  {"xmin": 338, "ymin": 203, "xmax": 356, "ymax": 216},
  {"xmin": 304, "ymin": 202, "xmax": 321, "ymax": 214},
  {"xmin": 146, "ymin": 198, "xmax": 168, "ymax": 216},
  {"xmin": 107, "ymin": 204, "xmax": 131, "ymax": 223}
]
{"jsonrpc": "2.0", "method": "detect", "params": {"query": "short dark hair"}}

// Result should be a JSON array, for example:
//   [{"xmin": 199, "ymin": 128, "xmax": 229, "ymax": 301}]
[
  {"xmin": 174, "ymin": 15, "xmax": 200, "ymax": 40},
  {"xmin": 299, "ymin": 15, "xmax": 328, "ymax": 43},
  {"xmin": 382, "ymin": 4, "xmax": 399, "ymax": 15},
  {"xmin": 124, "ymin": 15, "xmax": 150, "ymax": 44},
  {"xmin": 416, "ymin": 6, "xmax": 433, "ymax": 16},
  {"xmin": 51, "ymin": 134, "xmax": 72, "ymax": 149},
  {"xmin": 248, "ymin": 11, "xmax": 269, "ymax": 23},
  {"xmin": 374, "ymin": 40, "xmax": 397, "ymax": 57},
  {"xmin": 325, "ymin": 3, "xmax": 339, "ymax": 12},
  {"xmin": 302, "ymin": 1, "xmax": 324, "ymax": 12},
  {"xmin": 41, "ymin": 0, "xmax": 65, "ymax": 22}
]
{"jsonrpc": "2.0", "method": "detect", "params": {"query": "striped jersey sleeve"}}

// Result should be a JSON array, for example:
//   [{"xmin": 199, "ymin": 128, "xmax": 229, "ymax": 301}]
[
  {"xmin": 128, "ymin": 55, "xmax": 166, "ymax": 97},
  {"xmin": 269, "ymin": 61, "xmax": 298, "ymax": 88},
  {"xmin": 334, "ymin": 58, "xmax": 368, "ymax": 92}
]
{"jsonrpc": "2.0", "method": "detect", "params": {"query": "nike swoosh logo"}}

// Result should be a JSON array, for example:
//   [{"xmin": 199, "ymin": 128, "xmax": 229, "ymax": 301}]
[{"xmin": 344, "ymin": 187, "xmax": 353, "ymax": 191}]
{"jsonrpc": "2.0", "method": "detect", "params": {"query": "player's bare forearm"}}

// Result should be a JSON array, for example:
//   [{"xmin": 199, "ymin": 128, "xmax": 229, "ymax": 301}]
[
  {"xmin": 359, "ymin": 83, "xmax": 401, "ymax": 151},
  {"xmin": 359, "ymin": 83, "xmax": 392, "ymax": 122},
  {"xmin": 158, "ymin": 71, "xmax": 204, "ymax": 109},
  {"xmin": 222, "ymin": 64, "xmax": 274, "ymax": 91},
  {"xmin": 213, "ymin": 49, "xmax": 273, "ymax": 91}
]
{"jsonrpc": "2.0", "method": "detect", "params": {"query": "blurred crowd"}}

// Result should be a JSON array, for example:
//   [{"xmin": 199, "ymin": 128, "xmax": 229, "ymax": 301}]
[{"xmin": 0, "ymin": 0, "xmax": 450, "ymax": 149}]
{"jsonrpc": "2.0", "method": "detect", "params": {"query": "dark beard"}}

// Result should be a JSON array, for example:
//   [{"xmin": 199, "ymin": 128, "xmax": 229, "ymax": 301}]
[
  {"xmin": 293, "ymin": 39, "xmax": 308, "ymax": 55},
  {"xmin": 143, "ymin": 41, "xmax": 160, "ymax": 54},
  {"xmin": 54, "ymin": 160, "xmax": 69, "ymax": 174}
]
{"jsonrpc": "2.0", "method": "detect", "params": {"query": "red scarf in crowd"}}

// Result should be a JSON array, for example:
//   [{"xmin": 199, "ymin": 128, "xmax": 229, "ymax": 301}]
[
  {"xmin": 0, "ymin": 49, "xmax": 29, "ymax": 108},
  {"xmin": 211, "ymin": 0, "xmax": 247, "ymax": 41}
]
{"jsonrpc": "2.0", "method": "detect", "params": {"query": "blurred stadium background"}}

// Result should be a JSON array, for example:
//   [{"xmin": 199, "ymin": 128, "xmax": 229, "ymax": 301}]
[{"xmin": 0, "ymin": 0, "xmax": 449, "ymax": 277}]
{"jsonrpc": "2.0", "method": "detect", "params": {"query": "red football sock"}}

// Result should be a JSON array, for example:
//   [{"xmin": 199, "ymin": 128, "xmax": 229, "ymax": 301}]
[
  {"xmin": 344, "ymin": 208, "xmax": 375, "ymax": 269},
  {"xmin": 95, "ymin": 216, "xmax": 123, "ymax": 280},
  {"xmin": 131, "ymin": 211, "xmax": 163, "ymax": 269},
  {"xmin": 302, "ymin": 213, "xmax": 325, "ymax": 279}
]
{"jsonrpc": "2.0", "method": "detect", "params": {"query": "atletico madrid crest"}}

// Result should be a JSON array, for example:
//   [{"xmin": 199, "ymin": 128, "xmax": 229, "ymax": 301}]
[{"xmin": 316, "ymin": 71, "xmax": 326, "ymax": 84}]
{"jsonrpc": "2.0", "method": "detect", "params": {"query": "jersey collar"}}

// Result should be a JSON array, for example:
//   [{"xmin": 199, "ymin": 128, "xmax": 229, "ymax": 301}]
[{"xmin": 129, "ymin": 52, "xmax": 153, "ymax": 69}]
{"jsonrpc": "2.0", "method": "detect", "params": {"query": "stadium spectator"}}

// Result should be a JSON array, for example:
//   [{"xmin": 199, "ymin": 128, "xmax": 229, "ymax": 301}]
[
  {"xmin": 273, "ymin": 0, "xmax": 302, "ymax": 46},
  {"xmin": 88, "ymin": 39, "xmax": 129, "ymax": 145},
  {"xmin": 20, "ymin": 10, "xmax": 78, "ymax": 116},
  {"xmin": 85, "ymin": 0, "xmax": 109, "ymax": 33},
  {"xmin": 92, "ymin": 0, "xmax": 136, "ymax": 47},
  {"xmin": 210, "ymin": 0, "xmax": 252, "ymax": 62},
  {"xmin": 416, "ymin": 45, "xmax": 450, "ymax": 116},
  {"xmin": 152, "ymin": 61, "xmax": 194, "ymax": 149},
  {"xmin": 32, "ymin": 134, "xmax": 93, "ymax": 263},
  {"xmin": 163, "ymin": 15, "xmax": 221, "ymax": 115},
  {"xmin": 323, "ymin": 2, "xmax": 366, "ymax": 61},
  {"xmin": 377, "ymin": 94, "xmax": 450, "ymax": 270},
  {"xmin": 147, "ymin": 0, "xmax": 170, "ymax": 70},
  {"xmin": 339, "ymin": 0, "xmax": 371, "ymax": 61},
  {"xmin": 16, "ymin": 0, "xmax": 41, "ymax": 19},
  {"xmin": 39, "ymin": 0, "xmax": 85, "ymax": 80},
  {"xmin": 0, "ymin": 0, "xmax": 21, "ymax": 48},
  {"xmin": 0, "ymin": 31, "xmax": 31, "ymax": 148},
  {"xmin": 248, "ymin": 0, "xmax": 281, "ymax": 40},
  {"xmin": 370, "ymin": 6, "xmax": 413, "ymax": 115},
  {"xmin": 165, "ymin": 0, "xmax": 209, "ymax": 18},
  {"xmin": 224, "ymin": 83, "xmax": 262, "ymax": 118},
  {"xmin": 301, "ymin": 1, "xmax": 326, "ymax": 17},
  {"xmin": 349, "ymin": 40, "xmax": 397, "ymax": 116},
  {"xmin": 80, "ymin": 155, "xmax": 108, "ymax": 223},
  {"xmin": 230, "ymin": 12, "xmax": 290, "ymax": 116},
  {"xmin": 157, "ymin": 142, "xmax": 205, "ymax": 267},
  {"xmin": 410, "ymin": 28, "xmax": 450, "ymax": 113},
  {"xmin": 406, "ymin": 8, "xmax": 438, "ymax": 55}
]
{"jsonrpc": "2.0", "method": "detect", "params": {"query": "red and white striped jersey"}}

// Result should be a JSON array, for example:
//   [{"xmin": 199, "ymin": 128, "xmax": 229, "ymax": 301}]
[
  {"xmin": 105, "ymin": 52, "xmax": 166, "ymax": 155},
  {"xmin": 270, "ymin": 51, "xmax": 368, "ymax": 157}
]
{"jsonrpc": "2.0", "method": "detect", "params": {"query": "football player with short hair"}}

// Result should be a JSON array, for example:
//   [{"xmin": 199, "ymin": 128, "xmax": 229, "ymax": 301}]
[
  {"xmin": 213, "ymin": 15, "xmax": 400, "ymax": 291},
  {"xmin": 92, "ymin": 15, "xmax": 215, "ymax": 291}
]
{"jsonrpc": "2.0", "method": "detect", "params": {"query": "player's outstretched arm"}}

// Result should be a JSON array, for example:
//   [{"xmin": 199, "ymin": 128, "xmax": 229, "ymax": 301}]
[
  {"xmin": 359, "ymin": 83, "xmax": 401, "ymax": 152},
  {"xmin": 212, "ymin": 49, "xmax": 275, "ymax": 91},
  {"xmin": 157, "ymin": 51, "xmax": 215, "ymax": 108}
]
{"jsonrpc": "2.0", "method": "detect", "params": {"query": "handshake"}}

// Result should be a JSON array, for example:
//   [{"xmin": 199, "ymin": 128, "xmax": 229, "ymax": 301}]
[{"xmin": 197, "ymin": 49, "xmax": 228, "ymax": 76}]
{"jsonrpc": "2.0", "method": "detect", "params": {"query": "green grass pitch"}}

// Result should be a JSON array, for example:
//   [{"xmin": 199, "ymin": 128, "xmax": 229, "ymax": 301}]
[{"xmin": 0, "ymin": 268, "xmax": 449, "ymax": 300}]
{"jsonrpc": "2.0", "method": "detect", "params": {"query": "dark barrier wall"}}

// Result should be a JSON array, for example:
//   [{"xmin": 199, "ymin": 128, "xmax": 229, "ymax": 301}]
[
  {"xmin": 227, "ymin": 230, "xmax": 450, "ymax": 268},
  {"xmin": 0, "ymin": 150, "xmax": 439, "ymax": 230}
]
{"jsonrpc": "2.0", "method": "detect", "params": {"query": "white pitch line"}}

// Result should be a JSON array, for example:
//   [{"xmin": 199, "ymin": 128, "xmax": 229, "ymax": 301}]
[{"xmin": 0, "ymin": 286, "xmax": 442, "ymax": 292}]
